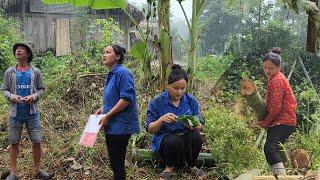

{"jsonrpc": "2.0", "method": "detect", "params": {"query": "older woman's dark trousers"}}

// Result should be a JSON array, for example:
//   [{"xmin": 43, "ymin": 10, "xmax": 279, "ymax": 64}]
[
  {"xmin": 264, "ymin": 125, "xmax": 294, "ymax": 165},
  {"xmin": 158, "ymin": 130, "xmax": 203, "ymax": 168},
  {"xmin": 105, "ymin": 134, "xmax": 131, "ymax": 180}
]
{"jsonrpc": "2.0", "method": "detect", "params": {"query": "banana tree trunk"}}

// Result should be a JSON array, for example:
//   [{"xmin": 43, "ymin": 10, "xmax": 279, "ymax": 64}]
[
  {"xmin": 240, "ymin": 78, "xmax": 267, "ymax": 148},
  {"xmin": 177, "ymin": 0, "xmax": 204, "ymax": 92},
  {"xmin": 187, "ymin": 0, "xmax": 203, "ymax": 92},
  {"xmin": 240, "ymin": 78, "xmax": 266, "ymax": 120},
  {"xmin": 132, "ymin": 148, "xmax": 215, "ymax": 167},
  {"xmin": 158, "ymin": 0, "xmax": 172, "ymax": 91},
  {"xmin": 187, "ymin": 1, "xmax": 197, "ymax": 92}
]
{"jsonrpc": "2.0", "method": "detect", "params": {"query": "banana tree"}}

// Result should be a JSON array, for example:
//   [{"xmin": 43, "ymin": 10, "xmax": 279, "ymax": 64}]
[
  {"xmin": 130, "ymin": 41, "xmax": 154, "ymax": 92},
  {"xmin": 177, "ymin": 0, "xmax": 204, "ymax": 92},
  {"xmin": 158, "ymin": 0, "xmax": 172, "ymax": 91}
]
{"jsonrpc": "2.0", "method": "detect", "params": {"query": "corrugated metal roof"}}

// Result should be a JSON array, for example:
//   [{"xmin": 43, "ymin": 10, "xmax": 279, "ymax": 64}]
[{"xmin": 30, "ymin": 0, "xmax": 84, "ymax": 14}]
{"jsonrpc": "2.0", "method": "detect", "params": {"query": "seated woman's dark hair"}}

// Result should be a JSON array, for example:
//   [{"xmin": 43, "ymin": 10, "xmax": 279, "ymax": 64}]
[
  {"xmin": 168, "ymin": 64, "xmax": 188, "ymax": 84},
  {"xmin": 111, "ymin": 45, "xmax": 126, "ymax": 64},
  {"xmin": 263, "ymin": 47, "xmax": 282, "ymax": 66}
]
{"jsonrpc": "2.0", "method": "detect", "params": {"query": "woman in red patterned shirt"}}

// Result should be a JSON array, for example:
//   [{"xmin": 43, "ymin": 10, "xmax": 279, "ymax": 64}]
[{"xmin": 258, "ymin": 47, "xmax": 296, "ymax": 176}]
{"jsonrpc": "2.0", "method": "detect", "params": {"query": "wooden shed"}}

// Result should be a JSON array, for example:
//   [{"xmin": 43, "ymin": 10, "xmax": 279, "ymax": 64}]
[{"xmin": 0, "ymin": 0, "xmax": 144, "ymax": 56}]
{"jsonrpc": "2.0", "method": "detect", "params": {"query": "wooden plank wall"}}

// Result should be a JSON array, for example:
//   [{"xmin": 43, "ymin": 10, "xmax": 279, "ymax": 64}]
[
  {"xmin": 11, "ymin": 12, "xmax": 130, "ymax": 54},
  {"xmin": 24, "ymin": 14, "xmax": 56, "ymax": 53},
  {"xmin": 56, "ymin": 18, "xmax": 71, "ymax": 56}
]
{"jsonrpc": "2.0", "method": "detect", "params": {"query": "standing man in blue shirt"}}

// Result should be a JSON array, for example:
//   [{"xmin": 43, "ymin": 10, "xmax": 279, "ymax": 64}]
[
  {"xmin": 94, "ymin": 44, "xmax": 140, "ymax": 180},
  {"xmin": 1, "ymin": 43, "xmax": 51, "ymax": 180},
  {"xmin": 145, "ymin": 64, "xmax": 206, "ymax": 180}
]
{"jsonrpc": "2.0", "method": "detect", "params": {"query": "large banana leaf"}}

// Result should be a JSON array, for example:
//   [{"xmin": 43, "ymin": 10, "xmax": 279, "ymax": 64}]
[
  {"xmin": 130, "ymin": 41, "xmax": 147, "ymax": 61},
  {"xmin": 41, "ymin": 0, "xmax": 126, "ymax": 10}
]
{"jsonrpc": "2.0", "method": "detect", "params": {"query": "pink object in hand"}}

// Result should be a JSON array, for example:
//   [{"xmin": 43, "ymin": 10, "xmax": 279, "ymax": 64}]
[{"xmin": 79, "ymin": 132, "xmax": 98, "ymax": 147}]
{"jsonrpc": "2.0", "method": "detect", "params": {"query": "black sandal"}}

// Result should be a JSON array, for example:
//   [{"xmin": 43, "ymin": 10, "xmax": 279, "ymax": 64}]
[{"xmin": 159, "ymin": 171, "xmax": 177, "ymax": 180}]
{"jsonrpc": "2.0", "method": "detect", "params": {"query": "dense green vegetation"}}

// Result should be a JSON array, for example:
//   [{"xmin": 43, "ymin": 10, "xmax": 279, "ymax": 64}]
[
  {"xmin": 0, "ymin": 12, "xmax": 20, "ymax": 80},
  {"xmin": 1, "ymin": 0, "xmax": 320, "ymax": 179},
  {"xmin": 205, "ymin": 107, "xmax": 265, "ymax": 176}
]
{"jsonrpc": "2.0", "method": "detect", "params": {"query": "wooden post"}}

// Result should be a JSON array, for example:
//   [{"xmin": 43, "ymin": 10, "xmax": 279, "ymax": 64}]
[
  {"xmin": 44, "ymin": 4, "xmax": 49, "ymax": 50},
  {"xmin": 132, "ymin": 148, "xmax": 215, "ymax": 167},
  {"xmin": 21, "ymin": 0, "xmax": 26, "ymax": 36},
  {"xmin": 298, "ymin": 56, "xmax": 317, "ymax": 92}
]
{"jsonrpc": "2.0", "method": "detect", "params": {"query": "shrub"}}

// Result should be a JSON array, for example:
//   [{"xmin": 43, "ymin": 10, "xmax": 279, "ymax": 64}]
[
  {"xmin": 0, "ymin": 12, "xmax": 21, "ymax": 79},
  {"xmin": 204, "ymin": 106, "xmax": 264, "ymax": 176},
  {"xmin": 294, "ymin": 87, "xmax": 319, "ymax": 133},
  {"xmin": 87, "ymin": 18, "xmax": 124, "ymax": 59},
  {"xmin": 196, "ymin": 55, "xmax": 233, "ymax": 81}
]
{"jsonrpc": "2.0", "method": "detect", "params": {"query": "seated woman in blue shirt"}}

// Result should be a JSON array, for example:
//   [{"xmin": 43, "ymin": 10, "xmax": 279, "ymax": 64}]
[
  {"xmin": 95, "ymin": 45, "xmax": 140, "ymax": 180},
  {"xmin": 145, "ymin": 64, "xmax": 205, "ymax": 180}
]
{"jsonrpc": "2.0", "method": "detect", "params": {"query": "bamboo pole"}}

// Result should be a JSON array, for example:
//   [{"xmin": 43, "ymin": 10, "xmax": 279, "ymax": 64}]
[{"xmin": 298, "ymin": 56, "xmax": 317, "ymax": 94}]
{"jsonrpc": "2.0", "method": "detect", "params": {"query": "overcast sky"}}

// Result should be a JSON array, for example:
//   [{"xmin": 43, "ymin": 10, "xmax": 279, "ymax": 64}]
[{"xmin": 127, "ymin": 0, "xmax": 192, "ymax": 21}]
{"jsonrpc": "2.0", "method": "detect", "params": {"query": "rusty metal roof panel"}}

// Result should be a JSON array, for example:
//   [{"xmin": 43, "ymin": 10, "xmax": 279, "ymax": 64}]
[{"xmin": 30, "ymin": 0, "xmax": 83, "ymax": 14}]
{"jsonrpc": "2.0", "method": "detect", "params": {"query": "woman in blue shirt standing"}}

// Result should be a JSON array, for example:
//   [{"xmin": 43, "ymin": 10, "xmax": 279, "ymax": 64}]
[
  {"xmin": 95, "ymin": 45, "xmax": 140, "ymax": 180},
  {"xmin": 145, "ymin": 65, "xmax": 205, "ymax": 180}
]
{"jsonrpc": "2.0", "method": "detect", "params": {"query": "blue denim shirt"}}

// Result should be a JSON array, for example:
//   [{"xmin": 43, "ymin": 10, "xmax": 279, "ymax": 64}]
[
  {"xmin": 102, "ymin": 64, "xmax": 140, "ymax": 135},
  {"xmin": 145, "ymin": 91, "xmax": 201, "ymax": 152}
]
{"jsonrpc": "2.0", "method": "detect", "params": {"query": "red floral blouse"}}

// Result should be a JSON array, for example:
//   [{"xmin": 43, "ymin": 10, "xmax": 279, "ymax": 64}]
[{"xmin": 258, "ymin": 72, "xmax": 297, "ymax": 128}]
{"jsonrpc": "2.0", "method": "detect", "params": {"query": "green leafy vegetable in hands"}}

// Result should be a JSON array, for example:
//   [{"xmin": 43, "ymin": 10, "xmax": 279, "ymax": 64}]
[{"xmin": 177, "ymin": 115, "xmax": 201, "ymax": 127}]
